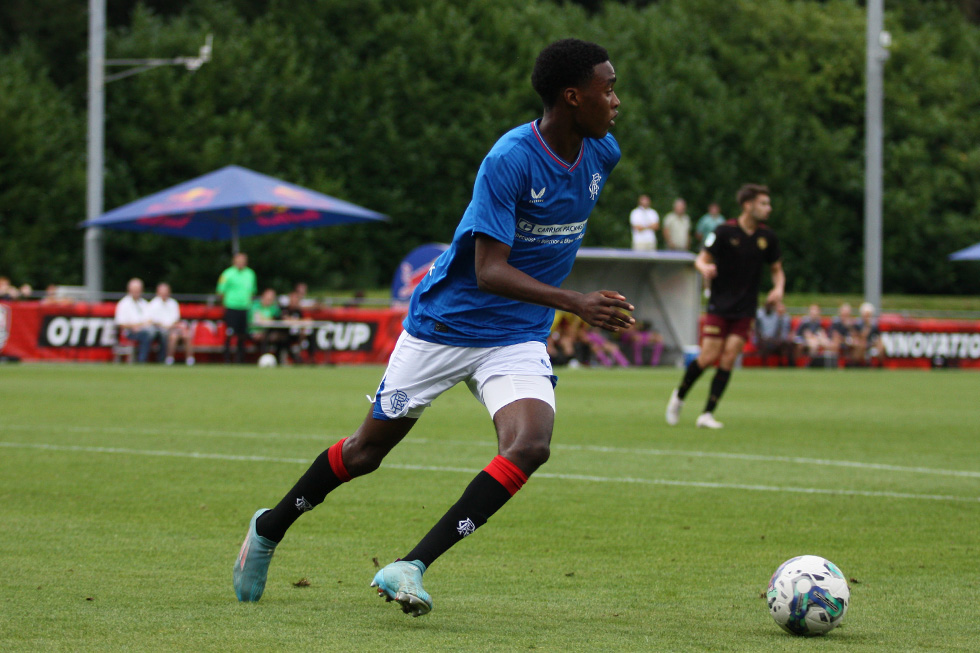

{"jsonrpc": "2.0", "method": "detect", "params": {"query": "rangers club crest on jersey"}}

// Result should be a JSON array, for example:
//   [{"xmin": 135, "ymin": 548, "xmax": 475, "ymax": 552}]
[
  {"xmin": 0, "ymin": 304, "xmax": 9, "ymax": 351},
  {"xmin": 588, "ymin": 172, "xmax": 601, "ymax": 200}
]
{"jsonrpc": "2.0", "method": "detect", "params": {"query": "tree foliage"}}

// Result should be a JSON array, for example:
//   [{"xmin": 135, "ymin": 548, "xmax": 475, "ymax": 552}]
[{"xmin": 1, "ymin": 0, "xmax": 978, "ymax": 295}]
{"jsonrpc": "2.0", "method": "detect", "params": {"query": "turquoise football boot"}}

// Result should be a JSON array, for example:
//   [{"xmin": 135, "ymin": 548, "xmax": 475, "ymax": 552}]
[
  {"xmin": 233, "ymin": 509, "xmax": 277, "ymax": 602},
  {"xmin": 370, "ymin": 560, "xmax": 432, "ymax": 617}
]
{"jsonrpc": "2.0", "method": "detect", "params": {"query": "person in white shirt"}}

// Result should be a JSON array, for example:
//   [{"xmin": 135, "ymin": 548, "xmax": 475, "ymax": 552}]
[
  {"xmin": 629, "ymin": 194, "xmax": 660, "ymax": 251},
  {"xmin": 114, "ymin": 278, "xmax": 160, "ymax": 362},
  {"xmin": 148, "ymin": 282, "xmax": 195, "ymax": 365}
]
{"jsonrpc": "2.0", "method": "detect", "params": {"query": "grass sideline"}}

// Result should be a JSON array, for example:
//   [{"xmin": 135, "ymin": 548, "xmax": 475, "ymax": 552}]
[{"xmin": 1, "ymin": 364, "xmax": 978, "ymax": 651}]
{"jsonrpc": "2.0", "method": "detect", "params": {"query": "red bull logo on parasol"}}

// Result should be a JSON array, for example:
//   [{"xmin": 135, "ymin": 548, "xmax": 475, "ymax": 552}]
[
  {"xmin": 273, "ymin": 185, "xmax": 334, "ymax": 209},
  {"xmin": 136, "ymin": 215, "xmax": 193, "ymax": 229},
  {"xmin": 253, "ymin": 207, "xmax": 322, "ymax": 227},
  {"xmin": 145, "ymin": 186, "xmax": 217, "ymax": 213}
]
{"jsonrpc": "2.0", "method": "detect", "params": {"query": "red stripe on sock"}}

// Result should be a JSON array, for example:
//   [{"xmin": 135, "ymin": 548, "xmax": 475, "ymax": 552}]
[
  {"xmin": 483, "ymin": 455, "xmax": 528, "ymax": 496},
  {"xmin": 327, "ymin": 437, "xmax": 351, "ymax": 482}
]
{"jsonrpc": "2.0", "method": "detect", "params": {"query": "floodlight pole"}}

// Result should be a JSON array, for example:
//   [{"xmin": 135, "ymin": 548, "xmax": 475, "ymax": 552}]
[
  {"xmin": 85, "ymin": 0, "xmax": 106, "ymax": 302},
  {"xmin": 865, "ymin": 0, "xmax": 889, "ymax": 310},
  {"xmin": 85, "ymin": 0, "xmax": 211, "ymax": 301}
]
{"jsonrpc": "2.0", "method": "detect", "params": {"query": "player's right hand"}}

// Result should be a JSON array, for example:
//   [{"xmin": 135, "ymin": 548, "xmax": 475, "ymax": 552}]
[
  {"xmin": 576, "ymin": 290, "xmax": 635, "ymax": 332},
  {"xmin": 698, "ymin": 263, "xmax": 718, "ymax": 282}
]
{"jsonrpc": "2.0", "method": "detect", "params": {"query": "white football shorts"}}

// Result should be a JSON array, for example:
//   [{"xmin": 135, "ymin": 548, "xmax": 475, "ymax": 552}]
[{"xmin": 371, "ymin": 331, "xmax": 557, "ymax": 420}]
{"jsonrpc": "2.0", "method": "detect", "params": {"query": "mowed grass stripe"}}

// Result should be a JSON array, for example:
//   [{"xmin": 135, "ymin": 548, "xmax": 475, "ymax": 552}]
[
  {"xmin": 2, "ymin": 421, "xmax": 978, "ymax": 479},
  {"xmin": 3, "ymin": 440, "xmax": 977, "ymax": 504}
]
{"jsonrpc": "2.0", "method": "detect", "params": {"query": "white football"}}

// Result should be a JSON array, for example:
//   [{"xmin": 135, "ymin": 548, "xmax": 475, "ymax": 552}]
[
  {"xmin": 257, "ymin": 353, "xmax": 278, "ymax": 368},
  {"xmin": 767, "ymin": 555, "xmax": 849, "ymax": 636}
]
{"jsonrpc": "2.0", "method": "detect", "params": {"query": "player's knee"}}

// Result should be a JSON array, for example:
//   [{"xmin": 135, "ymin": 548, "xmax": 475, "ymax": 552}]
[
  {"xmin": 341, "ymin": 438, "xmax": 386, "ymax": 476},
  {"xmin": 525, "ymin": 440, "xmax": 551, "ymax": 469},
  {"xmin": 504, "ymin": 436, "xmax": 551, "ymax": 472},
  {"xmin": 698, "ymin": 352, "xmax": 720, "ymax": 368}
]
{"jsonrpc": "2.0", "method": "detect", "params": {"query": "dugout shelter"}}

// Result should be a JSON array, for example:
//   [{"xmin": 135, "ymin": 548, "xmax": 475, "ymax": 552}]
[{"xmin": 561, "ymin": 248, "xmax": 700, "ymax": 365}]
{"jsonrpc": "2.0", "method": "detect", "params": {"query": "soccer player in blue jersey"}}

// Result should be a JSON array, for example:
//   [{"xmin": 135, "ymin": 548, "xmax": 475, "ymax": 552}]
[{"xmin": 234, "ymin": 38, "xmax": 633, "ymax": 616}]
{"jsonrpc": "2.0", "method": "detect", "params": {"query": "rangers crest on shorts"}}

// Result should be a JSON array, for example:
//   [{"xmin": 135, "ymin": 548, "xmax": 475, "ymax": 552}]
[{"xmin": 390, "ymin": 389, "xmax": 409, "ymax": 413}]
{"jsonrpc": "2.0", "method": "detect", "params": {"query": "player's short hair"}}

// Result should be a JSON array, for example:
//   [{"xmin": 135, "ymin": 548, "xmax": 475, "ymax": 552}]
[
  {"xmin": 736, "ymin": 184, "xmax": 770, "ymax": 206},
  {"xmin": 531, "ymin": 39, "xmax": 609, "ymax": 109}
]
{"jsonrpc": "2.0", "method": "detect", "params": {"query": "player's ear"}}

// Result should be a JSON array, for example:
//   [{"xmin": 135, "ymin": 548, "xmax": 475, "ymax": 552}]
[{"xmin": 563, "ymin": 86, "xmax": 581, "ymax": 108}]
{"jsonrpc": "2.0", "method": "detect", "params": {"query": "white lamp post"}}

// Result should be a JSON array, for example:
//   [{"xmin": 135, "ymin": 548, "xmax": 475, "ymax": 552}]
[
  {"xmin": 85, "ymin": 0, "xmax": 211, "ymax": 301},
  {"xmin": 865, "ymin": 0, "xmax": 890, "ymax": 310}
]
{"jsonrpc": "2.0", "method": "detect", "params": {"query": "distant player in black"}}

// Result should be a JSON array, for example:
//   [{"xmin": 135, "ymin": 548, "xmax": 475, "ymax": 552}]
[{"xmin": 665, "ymin": 184, "xmax": 785, "ymax": 428}]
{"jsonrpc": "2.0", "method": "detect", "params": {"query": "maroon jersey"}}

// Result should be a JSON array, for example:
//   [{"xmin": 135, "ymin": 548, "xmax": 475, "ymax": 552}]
[{"xmin": 704, "ymin": 220, "xmax": 781, "ymax": 319}]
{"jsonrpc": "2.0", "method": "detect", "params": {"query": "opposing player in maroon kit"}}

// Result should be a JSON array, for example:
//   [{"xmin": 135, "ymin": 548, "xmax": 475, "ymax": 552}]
[{"xmin": 665, "ymin": 184, "xmax": 785, "ymax": 428}]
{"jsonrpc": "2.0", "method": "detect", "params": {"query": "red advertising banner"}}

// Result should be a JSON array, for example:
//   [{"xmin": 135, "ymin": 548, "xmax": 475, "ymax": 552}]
[
  {"xmin": 0, "ymin": 301, "xmax": 407, "ymax": 364},
  {"xmin": 3, "ymin": 301, "xmax": 978, "ymax": 368},
  {"xmin": 876, "ymin": 315, "xmax": 980, "ymax": 369},
  {"xmin": 708, "ymin": 313, "xmax": 980, "ymax": 369}
]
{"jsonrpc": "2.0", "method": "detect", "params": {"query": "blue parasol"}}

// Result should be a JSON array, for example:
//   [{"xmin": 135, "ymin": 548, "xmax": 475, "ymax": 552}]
[
  {"xmin": 949, "ymin": 242, "xmax": 980, "ymax": 261},
  {"xmin": 81, "ymin": 165, "xmax": 387, "ymax": 252}
]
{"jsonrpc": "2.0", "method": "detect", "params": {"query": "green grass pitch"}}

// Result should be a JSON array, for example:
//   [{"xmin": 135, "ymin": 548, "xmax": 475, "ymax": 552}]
[{"xmin": 1, "ymin": 364, "xmax": 977, "ymax": 651}]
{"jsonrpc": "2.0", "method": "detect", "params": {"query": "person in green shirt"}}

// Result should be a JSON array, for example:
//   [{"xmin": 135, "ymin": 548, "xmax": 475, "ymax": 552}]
[
  {"xmin": 217, "ymin": 252, "xmax": 257, "ymax": 363},
  {"xmin": 695, "ymin": 202, "xmax": 726, "ymax": 248},
  {"xmin": 250, "ymin": 288, "xmax": 286, "ymax": 360}
]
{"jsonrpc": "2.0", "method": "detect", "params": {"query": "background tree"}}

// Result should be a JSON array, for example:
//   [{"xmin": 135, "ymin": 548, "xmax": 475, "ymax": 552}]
[{"xmin": 0, "ymin": 0, "xmax": 977, "ymax": 295}]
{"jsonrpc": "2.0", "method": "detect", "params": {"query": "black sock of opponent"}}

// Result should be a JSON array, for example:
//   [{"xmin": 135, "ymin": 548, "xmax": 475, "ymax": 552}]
[
  {"xmin": 255, "ymin": 437, "xmax": 351, "ymax": 543},
  {"xmin": 704, "ymin": 369, "xmax": 732, "ymax": 413},
  {"xmin": 677, "ymin": 360, "xmax": 705, "ymax": 400},
  {"xmin": 403, "ymin": 456, "xmax": 528, "ymax": 569}
]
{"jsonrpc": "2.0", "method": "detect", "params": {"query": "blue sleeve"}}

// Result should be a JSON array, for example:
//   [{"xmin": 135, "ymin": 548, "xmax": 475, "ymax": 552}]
[
  {"xmin": 466, "ymin": 150, "xmax": 527, "ymax": 247},
  {"xmin": 602, "ymin": 133, "xmax": 622, "ymax": 173}
]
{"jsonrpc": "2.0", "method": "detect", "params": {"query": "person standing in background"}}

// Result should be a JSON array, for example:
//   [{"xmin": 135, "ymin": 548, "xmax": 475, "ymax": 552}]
[
  {"xmin": 217, "ymin": 252, "xmax": 257, "ymax": 363},
  {"xmin": 629, "ymin": 194, "xmax": 660, "ymax": 251},
  {"xmin": 695, "ymin": 202, "xmax": 725, "ymax": 247},
  {"xmin": 663, "ymin": 197, "xmax": 692, "ymax": 251}
]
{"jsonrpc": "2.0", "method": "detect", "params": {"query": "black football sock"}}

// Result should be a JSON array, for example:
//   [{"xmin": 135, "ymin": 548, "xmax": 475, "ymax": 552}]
[
  {"xmin": 255, "ymin": 438, "xmax": 352, "ymax": 543},
  {"xmin": 677, "ymin": 360, "xmax": 705, "ymax": 400},
  {"xmin": 704, "ymin": 369, "xmax": 732, "ymax": 413},
  {"xmin": 403, "ymin": 456, "xmax": 527, "ymax": 569}
]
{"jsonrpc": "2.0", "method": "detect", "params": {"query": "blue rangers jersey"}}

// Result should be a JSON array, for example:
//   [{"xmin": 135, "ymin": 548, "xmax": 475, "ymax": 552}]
[{"xmin": 404, "ymin": 120, "xmax": 621, "ymax": 347}]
